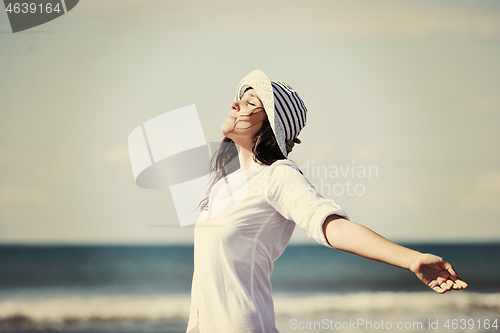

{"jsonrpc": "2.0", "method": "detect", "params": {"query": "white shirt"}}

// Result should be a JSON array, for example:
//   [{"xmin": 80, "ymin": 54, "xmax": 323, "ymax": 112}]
[{"xmin": 186, "ymin": 155, "xmax": 349, "ymax": 333}]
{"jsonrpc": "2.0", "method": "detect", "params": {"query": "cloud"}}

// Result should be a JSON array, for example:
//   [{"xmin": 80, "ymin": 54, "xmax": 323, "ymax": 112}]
[
  {"xmin": 105, "ymin": 144, "xmax": 130, "ymax": 163},
  {"xmin": 461, "ymin": 191, "xmax": 500, "ymax": 211},
  {"xmin": 277, "ymin": 1, "xmax": 500, "ymax": 38},
  {"xmin": 470, "ymin": 95, "xmax": 500, "ymax": 113},
  {"xmin": 0, "ymin": 186, "xmax": 49, "ymax": 205},
  {"xmin": 460, "ymin": 172, "xmax": 500, "ymax": 210},
  {"xmin": 351, "ymin": 144, "xmax": 379, "ymax": 162},
  {"xmin": 399, "ymin": 190, "xmax": 420, "ymax": 211},
  {"xmin": 75, "ymin": 0, "xmax": 500, "ymax": 39},
  {"xmin": 478, "ymin": 172, "xmax": 500, "ymax": 193}
]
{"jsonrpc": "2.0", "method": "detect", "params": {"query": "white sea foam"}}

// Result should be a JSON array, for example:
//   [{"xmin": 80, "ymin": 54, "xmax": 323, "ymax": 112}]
[
  {"xmin": 273, "ymin": 292, "xmax": 500, "ymax": 317},
  {"xmin": 0, "ymin": 292, "xmax": 191, "ymax": 323},
  {"xmin": 0, "ymin": 291, "xmax": 498, "ymax": 324}
]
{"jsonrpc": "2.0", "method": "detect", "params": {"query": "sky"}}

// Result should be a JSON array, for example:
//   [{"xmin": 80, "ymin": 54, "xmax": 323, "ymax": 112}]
[{"xmin": 0, "ymin": 0, "xmax": 499, "ymax": 245}]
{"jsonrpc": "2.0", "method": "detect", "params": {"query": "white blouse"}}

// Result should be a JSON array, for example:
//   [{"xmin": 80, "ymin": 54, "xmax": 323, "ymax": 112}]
[{"xmin": 186, "ymin": 155, "xmax": 349, "ymax": 333}]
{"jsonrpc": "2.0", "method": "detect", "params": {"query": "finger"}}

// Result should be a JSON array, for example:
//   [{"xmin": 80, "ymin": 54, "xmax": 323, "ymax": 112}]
[
  {"xmin": 438, "ymin": 280, "xmax": 452, "ymax": 292},
  {"xmin": 448, "ymin": 276, "xmax": 461, "ymax": 289},
  {"xmin": 443, "ymin": 261, "xmax": 457, "ymax": 276},
  {"xmin": 447, "ymin": 276, "xmax": 468, "ymax": 290},
  {"xmin": 432, "ymin": 285, "xmax": 446, "ymax": 294},
  {"xmin": 429, "ymin": 280, "xmax": 439, "ymax": 289},
  {"xmin": 294, "ymin": 138, "xmax": 301, "ymax": 144},
  {"xmin": 436, "ymin": 279, "xmax": 454, "ymax": 293},
  {"xmin": 436, "ymin": 276, "xmax": 447, "ymax": 285},
  {"xmin": 428, "ymin": 276, "xmax": 444, "ymax": 289},
  {"xmin": 453, "ymin": 278, "xmax": 468, "ymax": 289},
  {"xmin": 443, "ymin": 279, "xmax": 454, "ymax": 290}
]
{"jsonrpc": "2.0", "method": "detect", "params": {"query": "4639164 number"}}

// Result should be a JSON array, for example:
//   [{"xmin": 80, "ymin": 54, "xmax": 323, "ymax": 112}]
[
  {"xmin": 5, "ymin": 2, "xmax": 61, "ymax": 14},
  {"xmin": 444, "ymin": 319, "xmax": 498, "ymax": 330}
]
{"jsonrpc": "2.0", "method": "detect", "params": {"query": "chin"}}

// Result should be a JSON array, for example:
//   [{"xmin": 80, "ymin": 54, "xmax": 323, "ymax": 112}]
[
  {"xmin": 220, "ymin": 124, "xmax": 229, "ymax": 136},
  {"xmin": 221, "ymin": 129, "xmax": 233, "ymax": 141},
  {"xmin": 221, "ymin": 119, "xmax": 236, "ymax": 136}
]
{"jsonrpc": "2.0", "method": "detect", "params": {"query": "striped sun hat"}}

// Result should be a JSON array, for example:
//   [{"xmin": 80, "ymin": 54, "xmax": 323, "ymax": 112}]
[{"xmin": 235, "ymin": 70, "xmax": 307, "ymax": 158}]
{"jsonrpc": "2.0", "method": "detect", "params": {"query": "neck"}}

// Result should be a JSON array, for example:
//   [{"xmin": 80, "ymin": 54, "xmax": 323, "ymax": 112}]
[{"xmin": 236, "ymin": 142, "xmax": 254, "ymax": 172}]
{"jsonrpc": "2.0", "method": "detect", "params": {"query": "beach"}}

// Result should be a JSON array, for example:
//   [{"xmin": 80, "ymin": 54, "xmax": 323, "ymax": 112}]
[{"xmin": 0, "ymin": 244, "xmax": 498, "ymax": 332}]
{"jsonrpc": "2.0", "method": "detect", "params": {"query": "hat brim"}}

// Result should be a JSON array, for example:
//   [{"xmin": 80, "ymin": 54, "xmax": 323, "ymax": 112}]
[{"xmin": 235, "ymin": 70, "xmax": 288, "ymax": 158}]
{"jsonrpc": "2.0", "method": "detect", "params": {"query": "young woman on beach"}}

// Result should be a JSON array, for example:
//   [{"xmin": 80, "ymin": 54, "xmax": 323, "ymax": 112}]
[{"xmin": 186, "ymin": 70, "xmax": 468, "ymax": 333}]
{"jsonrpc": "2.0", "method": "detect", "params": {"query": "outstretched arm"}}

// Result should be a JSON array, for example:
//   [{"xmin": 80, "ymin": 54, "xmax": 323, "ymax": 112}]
[{"xmin": 322, "ymin": 215, "xmax": 468, "ymax": 293}]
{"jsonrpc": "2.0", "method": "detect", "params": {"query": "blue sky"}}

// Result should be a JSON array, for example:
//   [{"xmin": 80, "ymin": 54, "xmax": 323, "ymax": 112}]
[{"xmin": 0, "ymin": 0, "xmax": 499, "ymax": 245}]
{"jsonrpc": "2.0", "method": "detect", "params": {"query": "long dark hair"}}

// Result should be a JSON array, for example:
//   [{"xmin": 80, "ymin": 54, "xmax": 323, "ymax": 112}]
[{"xmin": 197, "ymin": 107, "xmax": 286, "ymax": 212}]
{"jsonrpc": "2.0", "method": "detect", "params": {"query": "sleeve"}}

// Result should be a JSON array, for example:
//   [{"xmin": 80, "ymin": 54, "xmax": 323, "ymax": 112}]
[{"xmin": 264, "ymin": 160, "xmax": 349, "ymax": 248}]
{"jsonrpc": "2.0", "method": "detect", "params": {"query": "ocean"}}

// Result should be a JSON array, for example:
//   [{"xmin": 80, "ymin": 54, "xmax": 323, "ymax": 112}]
[{"xmin": 0, "ymin": 244, "xmax": 499, "ymax": 333}]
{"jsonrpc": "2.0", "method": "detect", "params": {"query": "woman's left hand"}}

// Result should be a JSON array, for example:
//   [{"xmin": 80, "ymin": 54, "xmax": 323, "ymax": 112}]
[{"xmin": 409, "ymin": 253, "xmax": 468, "ymax": 293}]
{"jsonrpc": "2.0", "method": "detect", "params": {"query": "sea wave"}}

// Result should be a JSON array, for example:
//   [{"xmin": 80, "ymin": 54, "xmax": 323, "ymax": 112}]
[
  {"xmin": 0, "ymin": 291, "xmax": 498, "ymax": 326},
  {"xmin": 273, "ymin": 292, "xmax": 500, "ymax": 317},
  {"xmin": 0, "ymin": 292, "xmax": 190, "ymax": 325}
]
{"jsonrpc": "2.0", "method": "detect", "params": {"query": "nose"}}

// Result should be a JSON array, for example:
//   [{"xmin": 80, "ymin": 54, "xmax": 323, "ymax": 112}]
[{"xmin": 230, "ymin": 101, "xmax": 240, "ymax": 111}]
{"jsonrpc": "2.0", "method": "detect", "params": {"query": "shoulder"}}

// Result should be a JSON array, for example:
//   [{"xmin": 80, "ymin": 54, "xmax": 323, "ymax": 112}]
[
  {"xmin": 268, "ymin": 160, "xmax": 303, "ymax": 174},
  {"xmin": 259, "ymin": 159, "xmax": 305, "ymax": 185},
  {"xmin": 267, "ymin": 159, "xmax": 303, "ymax": 175}
]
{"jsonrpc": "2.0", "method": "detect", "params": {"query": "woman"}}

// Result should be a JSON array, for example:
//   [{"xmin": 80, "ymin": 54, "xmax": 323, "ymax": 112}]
[{"xmin": 186, "ymin": 70, "xmax": 468, "ymax": 333}]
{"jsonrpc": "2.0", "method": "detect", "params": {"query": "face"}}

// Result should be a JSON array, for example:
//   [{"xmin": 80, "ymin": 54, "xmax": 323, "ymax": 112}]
[{"xmin": 221, "ymin": 88, "xmax": 267, "ymax": 144}]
